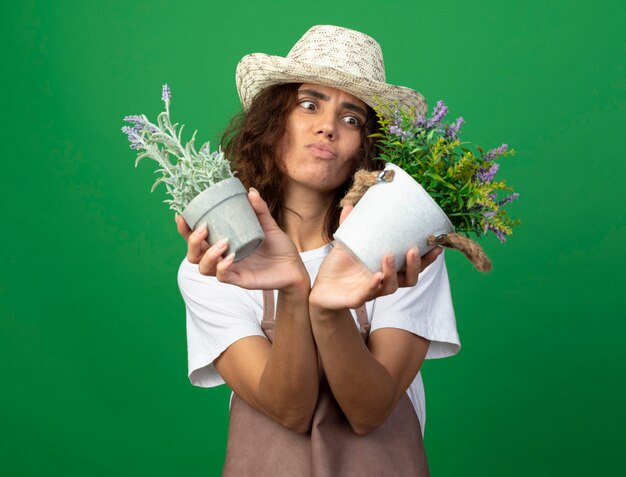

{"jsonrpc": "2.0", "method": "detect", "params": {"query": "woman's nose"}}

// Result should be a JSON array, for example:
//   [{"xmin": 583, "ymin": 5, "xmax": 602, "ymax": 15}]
[{"xmin": 315, "ymin": 112, "xmax": 336, "ymax": 140}]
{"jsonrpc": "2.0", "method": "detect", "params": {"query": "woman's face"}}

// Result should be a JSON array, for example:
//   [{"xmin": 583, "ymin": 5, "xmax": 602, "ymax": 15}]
[{"xmin": 279, "ymin": 83, "xmax": 368, "ymax": 193}]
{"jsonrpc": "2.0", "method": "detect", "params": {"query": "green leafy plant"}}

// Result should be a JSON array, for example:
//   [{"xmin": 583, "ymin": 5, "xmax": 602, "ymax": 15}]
[
  {"xmin": 374, "ymin": 101, "xmax": 520, "ymax": 242},
  {"xmin": 122, "ymin": 84, "xmax": 234, "ymax": 214}
]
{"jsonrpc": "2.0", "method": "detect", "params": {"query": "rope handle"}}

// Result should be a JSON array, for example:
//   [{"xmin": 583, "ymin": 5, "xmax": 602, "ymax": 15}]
[{"xmin": 427, "ymin": 233, "xmax": 492, "ymax": 272}]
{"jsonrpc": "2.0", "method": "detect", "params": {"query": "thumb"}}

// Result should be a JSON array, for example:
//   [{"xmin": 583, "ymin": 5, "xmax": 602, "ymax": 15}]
[{"xmin": 248, "ymin": 187, "xmax": 279, "ymax": 231}]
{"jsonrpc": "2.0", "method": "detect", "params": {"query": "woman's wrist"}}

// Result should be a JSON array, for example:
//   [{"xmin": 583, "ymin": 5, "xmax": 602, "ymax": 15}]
[
  {"xmin": 279, "ymin": 262, "xmax": 312, "ymax": 298},
  {"xmin": 308, "ymin": 278, "xmax": 365, "ymax": 315},
  {"xmin": 308, "ymin": 288, "xmax": 350, "ymax": 319}
]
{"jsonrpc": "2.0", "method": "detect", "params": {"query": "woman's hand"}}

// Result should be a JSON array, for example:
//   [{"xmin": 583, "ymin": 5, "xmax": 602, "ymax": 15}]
[
  {"xmin": 308, "ymin": 205, "xmax": 442, "ymax": 311},
  {"xmin": 176, "ymin": 188, "xmax": 309, "ymax": 293}
]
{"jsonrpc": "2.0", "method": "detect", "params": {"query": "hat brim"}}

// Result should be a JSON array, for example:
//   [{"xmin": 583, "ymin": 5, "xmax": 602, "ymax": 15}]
[{"xmin": 236, "ymin": 53, "xmax": 427, "ymax": 117}]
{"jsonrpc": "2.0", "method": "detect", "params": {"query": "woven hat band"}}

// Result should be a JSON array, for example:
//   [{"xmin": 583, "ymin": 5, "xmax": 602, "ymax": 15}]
[{"xmin": 287, "ymin": 26, "xmax": 387, "ymax": 83}]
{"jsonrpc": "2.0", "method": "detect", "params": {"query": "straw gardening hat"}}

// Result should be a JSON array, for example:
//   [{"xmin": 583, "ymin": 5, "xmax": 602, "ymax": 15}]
[{"xmin": 236, "ymin": 25, "xmax": 427, "ymax": 116}]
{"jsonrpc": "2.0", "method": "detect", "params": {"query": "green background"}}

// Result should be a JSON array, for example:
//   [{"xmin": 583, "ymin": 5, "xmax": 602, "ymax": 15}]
[{"xmin": 2, "ymin": 0, "xmax": 624, "ymax": 475}]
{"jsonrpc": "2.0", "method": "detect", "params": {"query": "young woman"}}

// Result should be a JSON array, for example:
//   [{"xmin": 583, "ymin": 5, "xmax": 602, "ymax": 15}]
[{"xmin": 176, "ymin": 25, "xmax": 460, "ymax": 476}]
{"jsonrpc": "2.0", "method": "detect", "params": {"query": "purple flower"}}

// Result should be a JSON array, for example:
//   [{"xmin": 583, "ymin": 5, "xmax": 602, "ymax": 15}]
[
  {"xmin": 482, "ymin": 210, "xmax": 495, "ymax": 234},
  {"xmin": 124, "ymin": 115, "xmax": 143, "ymax": 124},
  {"xmin": 498, "ymin": 192, "xmax": 520, "ymax": 206},
  {"xmin": 124, "ymin": 115, "xmax": 158, "ymax": 133},
  {"xmin": 426, "ymin": 101, "xmax": 448, "ymax": 128},
  {"xmin": 484, "ymin": 143, "xmax": 508, "ymax": 161},
  {"xmin": 445, "ymin": 116, "xmax": 464, "ymax": 139},
  {"xmin": 121, "ymin": 125, "xmax": 146, "ymax": 150},
  {"xmin": 475, "ymin": 163, "xmax": 500, "ymax": 183},
  {"xmin": 388, "ymin": 111, "xmax": 411, "ymax": 140},
  {"xmin": 414, "ymin": 114, "xmax": 427, "ymax": 128},
  {"xmin": 488, "ymin": 224, "xmax": 507, "ymax": 243},
  {"xmin": 389, "ymin": 124, "xmax": 410, "ymax": 140},
  {"xmin": 121, "ymin": 125, "xmax": 133, "ymax": 136},
  {"xmin": 162, "ymin": 84, "xmax": 171, "ymax": 102}
]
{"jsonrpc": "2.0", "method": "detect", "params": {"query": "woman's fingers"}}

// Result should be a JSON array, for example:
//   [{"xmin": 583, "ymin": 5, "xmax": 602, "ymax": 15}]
[
  {"xmin": 379, "ymin": 254, "xmax": 399, "ymax": 296},
  {"xmin": 198, "ymin": 238, "xmax": 230, "ymax": 275},
  {"xmin": 397, "ymin": 246, "xmax": 442, "ymax": 287},
  {"xmin": 215, "ymin": 253, "xmax": 236, "ymax": 283},
  {"xmin": 179, "ymin": 215, "xmax": 220, "ymax": 276},
  {"xmin": 175, "ymin": 214, "xmax": 193, "ymax": 240},
  {"xmin": 399, "ymin": 247, "xmax": 421, "ymax": 287},
  {"xmin": 365, "ymin": 271, "xmax": 385, "ymax": 300},
  {"xmin": 177, "ymin": 214, "xmax": 208, "ymax": 256},
  {"xmin": 187, "ymin": 226, "xmax": 209, "ymax": 264},
  {"xmin": 420, "ymin": 246, "xmax": 443, "ymax": 272},
  {"xmin": 178, "ymin": 214, "xmax": 211, "ymax": 270}
]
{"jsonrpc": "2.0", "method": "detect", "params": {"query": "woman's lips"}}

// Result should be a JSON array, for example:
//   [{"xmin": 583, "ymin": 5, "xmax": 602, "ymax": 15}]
[{"xmin": 307, "ymin": 143, "xmax": 337, "ymax": 159}]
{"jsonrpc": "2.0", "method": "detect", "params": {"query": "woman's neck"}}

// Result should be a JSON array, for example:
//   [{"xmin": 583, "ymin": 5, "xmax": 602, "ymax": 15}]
[{"xmin": 282, "ymin": 183, "xmax": 335, "ymax": 252}]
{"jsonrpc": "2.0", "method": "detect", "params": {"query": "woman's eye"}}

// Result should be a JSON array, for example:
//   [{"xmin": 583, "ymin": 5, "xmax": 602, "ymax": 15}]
[
  {"xmin": 342, "ymin": 116, "xmax": 361, "ymax": 128},
  {"xmin": 300, "ymin": 100, "xmax": 316, "ymax": 111}
]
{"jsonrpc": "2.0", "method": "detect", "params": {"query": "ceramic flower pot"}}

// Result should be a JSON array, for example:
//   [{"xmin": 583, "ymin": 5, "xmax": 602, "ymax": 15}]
[
  {"xmin": 334, "ymin": 163, "xmax": 454, "ymax": 273},
  {"xmin": 181, "ymin": 177, "xmax": 264, "ymax": 261}
]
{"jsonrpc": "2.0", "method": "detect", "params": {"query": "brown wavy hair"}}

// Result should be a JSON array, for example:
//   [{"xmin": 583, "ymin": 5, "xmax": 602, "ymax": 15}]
[{"xmin": 221, "ymin": 83, "xmax": 382, "ymax": 241}]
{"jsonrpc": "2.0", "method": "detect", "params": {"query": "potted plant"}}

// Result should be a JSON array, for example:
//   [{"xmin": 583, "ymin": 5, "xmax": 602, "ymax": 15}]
[
  {"xmin": 122, "ymin": 84, "xmax": 264, "ymax": 261},
  {"xmin": 335, "ymin": 100, "xmax": 520, "ymax": 272}
]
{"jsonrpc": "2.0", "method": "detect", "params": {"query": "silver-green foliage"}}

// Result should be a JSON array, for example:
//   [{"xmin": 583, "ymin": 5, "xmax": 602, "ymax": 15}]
[{"xmin": 122, "ymin": 84, "xmax": 234, "ymax": 214}]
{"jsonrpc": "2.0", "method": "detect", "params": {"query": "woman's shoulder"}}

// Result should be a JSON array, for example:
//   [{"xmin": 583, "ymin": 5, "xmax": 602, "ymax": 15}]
[
  {"xmin": 374, "ymin": 251, "xmax": 450, "ymax": 310},
  {"xmin": 370, "ymin": 251, "xmax": 460, "ymax": 359}
]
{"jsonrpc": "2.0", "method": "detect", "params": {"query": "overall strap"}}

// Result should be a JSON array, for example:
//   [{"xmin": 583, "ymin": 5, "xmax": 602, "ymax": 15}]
[
  {"xmin": 261, "ymin": 290, "xmax": 369, "ymax": 339},
  {"xmin": 355, "ymin": 304, "xmax": 371, "ymax": 338},
  {"xmin": 261, "ymin": 290, "xmax": 276, "ymax": 343},
  {"xmin": 261, "ymin": 290, "xmax": 275, "ymax": 325}
]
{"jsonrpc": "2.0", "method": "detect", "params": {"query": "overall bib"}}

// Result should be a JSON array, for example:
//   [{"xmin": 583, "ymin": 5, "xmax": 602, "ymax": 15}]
[{"xmin": 223, "ymin": 290, "xmax": 429, "ymax": 476}]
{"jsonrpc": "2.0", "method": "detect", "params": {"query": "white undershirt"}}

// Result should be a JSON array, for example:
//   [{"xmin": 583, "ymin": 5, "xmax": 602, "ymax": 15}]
[{"xmin": 179, "ymin": 244, "xmax": 460, "ymax": 435}]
